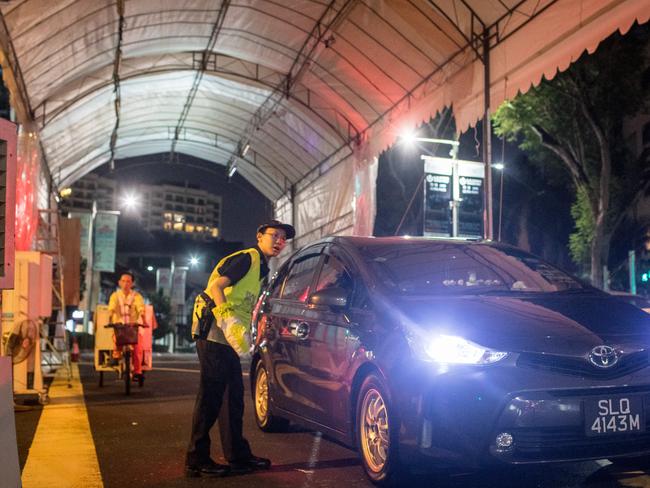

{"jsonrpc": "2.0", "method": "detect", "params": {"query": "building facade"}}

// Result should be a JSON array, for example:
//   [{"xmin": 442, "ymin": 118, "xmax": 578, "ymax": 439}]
[{"xmin": 64, "ymin": 175, "xmax": 222, "ymax": 241}]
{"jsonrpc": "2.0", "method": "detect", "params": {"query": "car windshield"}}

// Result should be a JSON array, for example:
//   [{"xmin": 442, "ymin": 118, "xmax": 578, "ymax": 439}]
[{"xmin": 360, "ymin": 242, "xmax": 584, "ymax": 296}]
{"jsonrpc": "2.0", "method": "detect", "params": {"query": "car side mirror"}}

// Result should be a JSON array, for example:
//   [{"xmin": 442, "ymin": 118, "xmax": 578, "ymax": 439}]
[{"xmin": 308, "ymin": 287, "xmax": 348, "ymax": 309}]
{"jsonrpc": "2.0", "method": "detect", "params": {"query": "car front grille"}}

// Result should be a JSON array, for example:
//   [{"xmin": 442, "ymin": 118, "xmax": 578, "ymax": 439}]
[
  {"xmin": 517, "ymin": 351, "xmax": 649, "ymax": 379},
  {"xmin": 507, "ymin": 422, "xmax": 650, "ymax": 462}
]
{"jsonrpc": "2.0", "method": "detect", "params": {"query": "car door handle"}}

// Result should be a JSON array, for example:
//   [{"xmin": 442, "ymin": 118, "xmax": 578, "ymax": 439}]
[{"xmin": 289, "ymin": 322, "xmax": 310, "ymax": 339}]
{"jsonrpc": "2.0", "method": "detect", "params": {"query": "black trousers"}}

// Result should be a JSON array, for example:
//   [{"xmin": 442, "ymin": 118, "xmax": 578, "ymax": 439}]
[{"xmin": 186, "ymin": 340, "xmax": 252, "ymax": 466}]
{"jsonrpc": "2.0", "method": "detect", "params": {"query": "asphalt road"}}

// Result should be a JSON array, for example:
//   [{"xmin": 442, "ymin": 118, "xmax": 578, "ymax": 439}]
[{"xmin": 15, "ymin": 353, "xmax": 650, "ymax": 487}]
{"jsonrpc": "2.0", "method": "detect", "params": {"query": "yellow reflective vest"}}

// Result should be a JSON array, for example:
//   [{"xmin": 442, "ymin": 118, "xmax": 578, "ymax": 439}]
[{"xmin": 193, "ymin": 247, "xmax": 263, "ymax": 345}]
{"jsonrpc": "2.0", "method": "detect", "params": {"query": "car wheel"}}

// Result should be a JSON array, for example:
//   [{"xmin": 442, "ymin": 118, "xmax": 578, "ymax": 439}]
[
  {"xmin": 356, "ymin": 374, "xmax": 402, "ymax": 485},
  {"xmin": 254, "ymin": 361, "xmax": 289, "ymax": 432}
]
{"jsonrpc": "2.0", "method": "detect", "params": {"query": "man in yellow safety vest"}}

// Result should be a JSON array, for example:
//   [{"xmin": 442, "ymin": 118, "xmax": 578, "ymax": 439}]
[{"xmin": 185, "ymin": 220, "xmax": 295, "ymax": 478}]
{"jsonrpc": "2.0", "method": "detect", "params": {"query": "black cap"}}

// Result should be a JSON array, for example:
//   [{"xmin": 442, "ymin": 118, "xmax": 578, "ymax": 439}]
[{"xmin": 257, "ymin": 220, "xmax": 295, "ymax": 240}]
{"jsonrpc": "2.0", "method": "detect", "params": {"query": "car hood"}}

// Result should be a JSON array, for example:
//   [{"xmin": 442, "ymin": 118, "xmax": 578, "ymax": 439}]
[{"xmin": 387, "ymin": 291, "xmax": 650, "ymax": 355}]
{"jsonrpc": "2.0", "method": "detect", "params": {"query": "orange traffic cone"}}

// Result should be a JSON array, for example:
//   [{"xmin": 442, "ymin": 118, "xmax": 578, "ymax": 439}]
[{"xmin": 71, "ymin": 338, "xmax": 80, "ymax": 362}]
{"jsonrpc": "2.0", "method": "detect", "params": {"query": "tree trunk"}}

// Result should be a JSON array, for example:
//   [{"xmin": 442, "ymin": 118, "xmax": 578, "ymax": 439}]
[
  {"xmin": 516, "ymin": 199, "xmax": 531, "ymax": 251},
  {"xmin": 591, "ymin": 210, "xmax": 606, "ymax": 287}
]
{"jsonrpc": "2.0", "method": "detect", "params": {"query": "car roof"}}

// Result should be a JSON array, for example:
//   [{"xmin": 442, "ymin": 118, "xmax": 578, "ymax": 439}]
[{"xmin": 319, "ymin": 235, "xmax": 491, "ymax": 251}]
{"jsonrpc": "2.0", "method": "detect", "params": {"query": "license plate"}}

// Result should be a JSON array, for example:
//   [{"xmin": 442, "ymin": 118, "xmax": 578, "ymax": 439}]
[{"xmin": 584, "ymin": 396, "xmax": 645, "ymax": 436}]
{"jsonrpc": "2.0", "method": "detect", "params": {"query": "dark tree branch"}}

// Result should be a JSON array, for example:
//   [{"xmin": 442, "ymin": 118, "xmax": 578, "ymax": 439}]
[{"xmin": 530, "ymin": 125, "xmax": 590, "ymax": 185}]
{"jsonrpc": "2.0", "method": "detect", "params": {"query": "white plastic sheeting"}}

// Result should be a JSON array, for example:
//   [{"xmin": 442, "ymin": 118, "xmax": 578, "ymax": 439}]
[{"xmin": 0, "ymin": 0, "xmax": 647, "ymax": 243}]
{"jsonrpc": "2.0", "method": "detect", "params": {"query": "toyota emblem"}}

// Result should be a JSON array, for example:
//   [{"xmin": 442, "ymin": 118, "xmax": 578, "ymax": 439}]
[{"xmin": 588, "ymin": 345, "xmax": 619, "ymax": 368}]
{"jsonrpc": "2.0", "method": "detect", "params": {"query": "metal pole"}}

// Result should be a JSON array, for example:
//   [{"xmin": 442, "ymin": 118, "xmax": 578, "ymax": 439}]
[
  {"xmin": 482, "ymin": 28, "xmax": 493, "ymax": 240},
  {"xmin": 451, "ymin": 146, "xmax": 459, "ymax": 238},
  {"xmin": 290, "ymin": 184, "xmax": 297, "ymax": 251},
  {"xmin": 84, "ymin": 200, "xmax": 97, "ymax": 333},
  {"xmin": 498, "ymin": 169, "xmax": 504, "ymax": 241},
  {"xmin": 629, "ymin": 250, "xmax": 637, "ymax": 294},
  {"xmin": 169, "ymin": 256, "xmax": 176, "ymax": 353}
]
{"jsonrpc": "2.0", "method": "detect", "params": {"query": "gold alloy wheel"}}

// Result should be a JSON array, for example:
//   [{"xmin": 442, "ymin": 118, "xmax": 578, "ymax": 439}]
[
  {"xmin": 255, "ymin": 366, "xmax": 269, "ymax": 424},
  {"xmin": 360, "ymin": 387, "xmax": 390, "ymax": 473}
]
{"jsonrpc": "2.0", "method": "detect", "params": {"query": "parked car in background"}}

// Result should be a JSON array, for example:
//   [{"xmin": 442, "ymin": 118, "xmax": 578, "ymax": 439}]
[
  {"xmin": 250, "ymin": 237, "xmax": 650, "ymax": 485},
  {"xmin": 609, "ymin": 291, "xmax": 650, "ymax": 314}
]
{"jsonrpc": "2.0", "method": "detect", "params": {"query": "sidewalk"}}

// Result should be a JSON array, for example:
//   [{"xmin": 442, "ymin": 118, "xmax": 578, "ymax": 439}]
[{"xmin": 21, "ymin": 363, "xmax": 103, "ymax": 488}]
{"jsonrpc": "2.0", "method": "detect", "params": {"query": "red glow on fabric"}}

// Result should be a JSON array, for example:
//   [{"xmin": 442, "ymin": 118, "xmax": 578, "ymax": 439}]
[{"xmin": 15, "ymin": 135, "xmax": 39, "ymax": 251}]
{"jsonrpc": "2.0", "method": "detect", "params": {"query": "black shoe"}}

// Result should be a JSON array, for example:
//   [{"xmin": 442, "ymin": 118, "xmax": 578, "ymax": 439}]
[
  {"xmin": 230, "ymin": 455, "xmax": 271, "ymax": 473},
  {"xmin": 185, "ymin": 460, "xmax": 230, "ymax": 478}
]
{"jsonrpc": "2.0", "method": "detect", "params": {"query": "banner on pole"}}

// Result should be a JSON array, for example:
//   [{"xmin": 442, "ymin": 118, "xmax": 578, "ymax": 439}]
[
  {"xmin": 69, "ymin": 211, "xmax": 91, "ymax": 261},
  {"xmin": 93, "ymin": 213, "xmax": 119, "ymax": 272}
]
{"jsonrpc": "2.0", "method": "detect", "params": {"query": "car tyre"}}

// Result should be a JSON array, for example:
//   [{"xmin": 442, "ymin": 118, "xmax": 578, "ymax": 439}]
[
  {"xmin": 356, "ymin": 374, "xmax": 403, "ymax": 486},
  {"xmin": 254, "ymin": 361, "xmax": 289, "ymax": 432}
]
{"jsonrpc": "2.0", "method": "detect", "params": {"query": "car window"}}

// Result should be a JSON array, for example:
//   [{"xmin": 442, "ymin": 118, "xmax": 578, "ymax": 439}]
[
  {"xmin": 314, "ymin": 255, "xmax": 353, "ymax": 296},
  {"xmin": 360, "ymin": 242, "xmax": 583, "ymax": 295},
  {"xmin": 282, "ymin": 254, "xmax": 321, "ymax": 302},
  {"xmin": 267, "ymin": 267, "xmax": 289, "ymax": 299}
]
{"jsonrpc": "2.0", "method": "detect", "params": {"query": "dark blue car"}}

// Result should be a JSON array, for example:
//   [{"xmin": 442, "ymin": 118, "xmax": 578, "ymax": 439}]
[{"xmin": 250, "ymin": 237, "xmax": 650, "ymax": 485}]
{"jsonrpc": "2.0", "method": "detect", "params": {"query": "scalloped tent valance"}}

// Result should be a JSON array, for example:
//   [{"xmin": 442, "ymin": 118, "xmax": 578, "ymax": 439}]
[{"xmin": 0, "ymin": 0, "xmax": 647, "ymax": 243}]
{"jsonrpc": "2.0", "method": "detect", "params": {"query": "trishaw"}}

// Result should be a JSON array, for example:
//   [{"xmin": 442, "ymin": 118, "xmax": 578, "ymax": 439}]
[{"xmin": 94, "ymin": 304, "xmax": 154, "ymax": 395}]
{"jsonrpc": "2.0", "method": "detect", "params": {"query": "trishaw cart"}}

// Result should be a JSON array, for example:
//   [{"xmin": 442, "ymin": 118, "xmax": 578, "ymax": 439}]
[{"xmin": 94, "ymin": 304, "xmax": 154, "ymax": 392}]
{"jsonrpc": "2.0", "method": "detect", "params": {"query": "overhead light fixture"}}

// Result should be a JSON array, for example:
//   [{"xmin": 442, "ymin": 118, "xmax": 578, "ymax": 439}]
[
  {"xmin": 228, "ymin": 164, "xmax": 237, "ymax": 178},
  {"xmin": 241, "ymin": 142, "xmax": 250, "ymax": 157},
  {"xmin": 123, "ymin": 193, "xmax": 139, "ymax": 210}
]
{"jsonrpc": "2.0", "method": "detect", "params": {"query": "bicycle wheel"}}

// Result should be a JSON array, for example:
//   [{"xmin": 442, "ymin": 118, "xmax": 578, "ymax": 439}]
[{"xmin": 124, "ymin": 350, "xmax": 131, "ymax": 395}]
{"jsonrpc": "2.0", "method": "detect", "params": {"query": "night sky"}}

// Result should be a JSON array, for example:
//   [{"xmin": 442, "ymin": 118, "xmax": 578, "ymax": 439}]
[{"xmin": 95, "ymin": 153, "xmax": 274, "ymax": 248}]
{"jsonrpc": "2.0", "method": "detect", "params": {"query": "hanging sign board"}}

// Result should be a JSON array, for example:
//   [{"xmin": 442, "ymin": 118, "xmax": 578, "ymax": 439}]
[
  {"xmin": 457, "ymin": 162, "xmax": 484, "ymax": 238},
  {"xmin": 423, "ymin": 158, "xmax": 452, "ymax": 237},
  {"xmin": 422, "ymin": 156, "xmax": 484, "ymax": 239},
  {"xmin": 156, "ymin": 268, "xmax": 172, "ymax": 297}
]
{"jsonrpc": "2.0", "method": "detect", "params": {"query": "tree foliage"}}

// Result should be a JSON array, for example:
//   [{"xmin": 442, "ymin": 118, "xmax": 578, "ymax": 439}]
[
  {"xmin": 493, "ymin": 24, "xmax": 650, "ymax": 284},
  {"xmin": 569, "ymin": 187, "xmax": 594, "ymax": 270}
]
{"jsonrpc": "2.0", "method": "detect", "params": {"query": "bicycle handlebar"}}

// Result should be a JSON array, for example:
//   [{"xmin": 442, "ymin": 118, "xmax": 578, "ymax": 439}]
[{"xmin": 104, "ymin": 323, "xmax": 149, "ymax": 328}]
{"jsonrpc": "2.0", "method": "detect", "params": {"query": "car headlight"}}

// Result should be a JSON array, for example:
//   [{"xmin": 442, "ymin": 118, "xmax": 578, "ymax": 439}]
[{"xmin": 423, "ymin": 335, "xmax": 508, "ymax": 365}]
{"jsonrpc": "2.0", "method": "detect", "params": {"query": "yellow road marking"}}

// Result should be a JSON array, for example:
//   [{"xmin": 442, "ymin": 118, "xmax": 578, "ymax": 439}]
[{"xmin": 21, "ymin": 363, "xmax": 103, "ymax": 488}]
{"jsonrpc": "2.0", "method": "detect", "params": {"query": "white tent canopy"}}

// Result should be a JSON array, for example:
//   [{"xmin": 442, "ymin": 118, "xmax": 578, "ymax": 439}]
[{"xmin": 0, "ymin": 0, "xmax": 647, "ymax": 244}]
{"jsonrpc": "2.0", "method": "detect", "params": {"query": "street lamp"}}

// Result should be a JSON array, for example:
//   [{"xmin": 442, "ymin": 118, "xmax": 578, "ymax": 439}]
[
  {"xmin": 189, "ymin": 256, "xmax": 199, "ymax": 267},
  {"xmin": 399, "ymin": 130, "xmax": 459, "ymax": 156},
  {"xmin": 493, "ymin": 163, "xmax": 505, "ymax": 241},
  {"xmin": 122, "ymin": 192, "xmax": 139, "ymax": 212}
]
